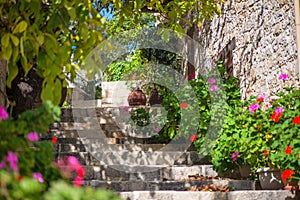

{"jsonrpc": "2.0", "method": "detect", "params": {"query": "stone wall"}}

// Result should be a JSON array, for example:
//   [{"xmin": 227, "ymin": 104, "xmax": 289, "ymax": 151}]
[{"xmin": 197, "ymin": 0, "xmax": 299, "ymax": 100}]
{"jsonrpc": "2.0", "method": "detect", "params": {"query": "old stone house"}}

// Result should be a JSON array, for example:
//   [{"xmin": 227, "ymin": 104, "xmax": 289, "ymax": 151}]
[{"xmin": 196, "ymin": 0, "xmax": 300, "ymax": 100}]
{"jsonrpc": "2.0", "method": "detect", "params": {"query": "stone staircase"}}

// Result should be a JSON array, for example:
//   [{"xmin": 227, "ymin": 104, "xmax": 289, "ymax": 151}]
[{"xmin": 49, "ymin": 106, "xmax": 300, "ymax": 200}]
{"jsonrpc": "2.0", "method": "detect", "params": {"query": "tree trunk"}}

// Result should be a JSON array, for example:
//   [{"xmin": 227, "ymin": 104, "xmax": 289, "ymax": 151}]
[{"xmin": 0, "ymin": 60, "xmax": 7, "ymax": 108}]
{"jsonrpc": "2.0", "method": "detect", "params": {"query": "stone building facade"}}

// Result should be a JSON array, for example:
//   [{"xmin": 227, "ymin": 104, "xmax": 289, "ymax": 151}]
[{"xmin": 197, "ymin": 0, "xmax": 300, "ymax": 100}]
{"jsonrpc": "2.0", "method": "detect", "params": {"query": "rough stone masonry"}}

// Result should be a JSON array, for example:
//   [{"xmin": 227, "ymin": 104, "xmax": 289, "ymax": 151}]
[{"xmin": 197, "ymin": 0, "xmax": 299, "ymax": 100}]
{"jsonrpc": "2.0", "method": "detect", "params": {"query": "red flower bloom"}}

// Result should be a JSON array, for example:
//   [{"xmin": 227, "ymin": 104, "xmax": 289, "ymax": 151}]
[
  {"xmin": 285, "ymin": 146, "xmax": 292, "ymax": 155},
  {"xmin": 76, "ymin": 166, "xmax": 85, "ymax": 178},
  {"xmin": 256, "ymin": 97, "xmax": 264, "ymax": 103},
  {"xmin": 281, "ymin": 169, "xmax": 295, "ymax": 182},
  {"xmin": 263, "ymin": 149, "xmax": 268, "ymax": 155},
  {"xmin": 271, "ymin": 112, "xmax": 282, "ymax": 123},
  {"xmin": 189, "ymin": 134, "xmax": 198, "ymax": 143},
  {"xmin": 17, "ymin": 176, "xmax": 24, "ymax": 182},
  {"xmin": 52, "ymin": 137, "xmax": 57, "ymax": 144},
  {"xmin": 73, "ymin": 176, "xmax": 84, "ymax": 188},
  {"xmin": 180, "ymin": 102, "xmax": 188, "ymax": 109},
  {"xmin": 292, "ymin": 116, "xmax": 300, "ymax": 124}
]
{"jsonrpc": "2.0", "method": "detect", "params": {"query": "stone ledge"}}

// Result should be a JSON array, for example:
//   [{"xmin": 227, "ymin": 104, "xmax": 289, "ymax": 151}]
[
  {"xmin": 118, "ymin": 190, "xmax": 298, "ymax": 200},
  {"xmin": 85, "ymin": 179, "xmax": 255, "ymax": 192}
]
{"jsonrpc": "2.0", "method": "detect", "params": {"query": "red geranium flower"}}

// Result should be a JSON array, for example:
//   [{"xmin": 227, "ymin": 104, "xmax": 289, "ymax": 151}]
[
  {"xmin": 52, "ymin": 137, "xmax": 57, "ymax": 144},
  {"xmin": 281, "ymin": 169, "xmax": 295, "ymax": 182},
  {"xmin": 180, "ymin": 102, "xmax": 188, "ymax": 109},
  {"xmin": 292, "ymin": 116, "xmax": 300, "ymax": 124},
  {"xmin": 190, "ymin": 134, "xmax": 198, "ymax": 143},
  {"xmin": 271, "ymin": 112, "xmax": 282, "ymax": 123},
  {"xmin": 285, "ymin": 146, "xmax": 292, "ymax": 155}
]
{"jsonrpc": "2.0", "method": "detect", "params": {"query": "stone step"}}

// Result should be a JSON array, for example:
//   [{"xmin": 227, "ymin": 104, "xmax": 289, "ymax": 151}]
[
  {"xmin": 118, "ymin": 190, "xmax": 298, "ymax": 200},
  {"xmin": 80, "ymin": 165, "xmax": 216, "ymax": 181},
  {"xmin": 84, "ymin": 179, "xmax": 255, "ymax": 192},
  {"xmin": 55, "ymin": 151, "xmax": 210, "ymax": 166},
  {"xmin": 54, "ymin": 142, "xmax": 197, "ymax": 153}
]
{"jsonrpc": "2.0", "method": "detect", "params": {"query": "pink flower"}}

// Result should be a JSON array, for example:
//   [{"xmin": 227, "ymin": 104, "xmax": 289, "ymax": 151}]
[
  {"xmin": 67, "ymin": 156, "xmax": 80, "ymax": 170},
  {"xmin": 32, "ymin": 172, "xmax": 44, "ymax": 183},
  {"xmin": 153, "ymin": 126, "xmax": 160, "ymax": 132},
  {"xmin": 188, "ymin": 73, "xmax": 195, "ymax": 80},
  {"xmin": 264, "ymin": 103, "xmax": 271, "ymax": 109},
  {"xmin": 76, "ymin": 166, "xmax": 85, "ymax": 178},
  {"xmin": 6, "ymin": 151, "xmax": 18, "ymax": 172},
  {"xmin": 123, "ymin": 106, "xmax": 129, "ymax": 112},
  {"xmin": 232, "ymin": 151, "xmax": 239, "ymax": 162},
  {"xmin": 0, "ymin": 106, "xmax": 9, "ymax": 122},
  {"xmin": 209, "ymin": 85, "xmax": 218, "ymax": 92},
  {"xmin": 27, "ymin": 132, "xmax": 39, "ymax": 142},
  {"xmin": 279, "ymin": 74, "xmax": 289, "ymax": 80},
  {"xmin": 207, "ymin": 78, "xmax": 216, "ymax": 84},
  {"xmin": 249, "ymin": 104, "xmax": 260, "ymax": 114},
  {"xmin": 73, "ymin": 176, "xmax": 84, "ymax": 188},
  {"xmin": 274, "ymin": 107, "xmax": 284, "ymax": 114},
  {"xmin": 0, "ymin": 160, "xmax": 5, "ymax": 169}
]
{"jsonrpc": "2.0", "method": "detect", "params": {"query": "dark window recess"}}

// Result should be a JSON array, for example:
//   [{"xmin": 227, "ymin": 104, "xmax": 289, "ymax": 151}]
[{"xmin": 217, "ymin": 38, "xmax": 236, "ymax": 78}]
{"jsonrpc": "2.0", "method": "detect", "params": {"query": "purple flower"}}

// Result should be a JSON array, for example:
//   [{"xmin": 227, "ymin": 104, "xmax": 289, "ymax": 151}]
[
  {"xmin": 209, "ymin": 85, "xmax": 218, "ymax": 92},
  {"xmin": 207, "ymin": 78, "xmax": 216, "ymax": 84},
  {"xmin": 232, "ymin": 151, "xmax": 239, "ymax": 162},
  {"xmin": 27, "ymin": 132, "xmax": 39, "ymax": 142},
  {"xmin": 6, "ymin": 151, "xmax": 18, "ymax": 172},
  {"xmin": 249, "ymin": 104, "xmax": 260, "ymax": 114},
  {"xmin": 274, "ymin": 107, "xmax": 284, "ymax": 114},
  {"xmin": 123, "ymin": 106, "xmax": 129, "ymax": 112},
  {"xmin": 32, "ymin": 172, "xmax": 44, "ymax": 183},
  {"xmin": 279, "ymin": 74, "xmax": 289, "ymax": 80},
  {"xmin": 153, "ymin": 126, "xmax": 160, "ymax": 133},
  {"xmin": 0, "ymin": 106, "xmax": 9, "ymax": 122}
]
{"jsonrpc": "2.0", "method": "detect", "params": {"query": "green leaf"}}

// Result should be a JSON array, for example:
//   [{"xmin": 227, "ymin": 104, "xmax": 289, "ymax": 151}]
[
  {"xmin": 6, "ymin": 62, "xmax": 19, "ymax": 88},
  {"xmin": 52, "ymin": 79, "xmax": 62, "ymax": 105},
  {"xmin": 13, "ymin": 20, "xmax": 28, "ymax": 34},
  {"xmin": 1, "ymin": 33, "xmax": 10, "ymax": 47},
  {"xmin": 10, "ymin": 34, "xmax": 19, "ymax": 46},
  {"xmin": 2, "ymin": 42, "xmax": 12, "ymax": 60}
]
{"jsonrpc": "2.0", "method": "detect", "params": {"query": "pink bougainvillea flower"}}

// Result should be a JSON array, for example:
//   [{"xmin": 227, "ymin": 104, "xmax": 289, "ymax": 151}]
[
  {"xmin": 249, "ymin": 104, "xmax": 260, "ymax": 114},
  {"xmin": 32, "ymin": 172, "xmax": 44, "ymax": 183},
  {"xmin": 153, "ymin": 126, "xmax": 160, "ymax": 133},
  {"xmin": 27, "ymin": 132, "xmax": 39, "ymax": 142},
  {"xmin": 6, "ymin": 151, "xmax": 18, "ymax": 172},
  {"xmin": 123, "ymin": 106, "xmax": 129, "ymax": 112},
  {"xmin": 0, "ymin": 106, "xmax": 9, "ymax": 122},
  {"xmin": 67, "ymin": 156, "xmax": 81, "ymax": 170},
  {"xmin": 180, "ymin": 102, "xmax": 188, "ymax": 109},
  {"xmin": 232, "ymin": 151, "xmax": 239, "ymax": 162},
  {"xmin": 274, "ymin": 107, "xmax": 284, "ymax": 114},
  {"xmin": 279, "ymin": 73, "xmax": 289, "ymax": 80},
  {"xmin": 207, "ymin": 78, "xmax": 216, "ymax": 84},
  {"xmin": 190, "ymin": 134, "xmax": 199, "ymax": 143},
  {"xmin": 188, "ymin": 73, "xmax": 195, "ymax": 80},
  {"xmin": 209, "ymin": 85, "xmax": 218, "ymax": 92},
  {"xmin": 73, "ymin": 176, "xmax": 84, "ymax": 188}
]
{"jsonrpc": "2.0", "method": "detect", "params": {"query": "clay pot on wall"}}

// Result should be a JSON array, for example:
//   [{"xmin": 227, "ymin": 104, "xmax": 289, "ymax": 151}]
[
  {"xmin": 149, "ymin": 88, "xmax": 162, "ymax": 106},
  {"xmin": 128, "ymin": 89, "xmax": 147, "ymax": 106}
]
